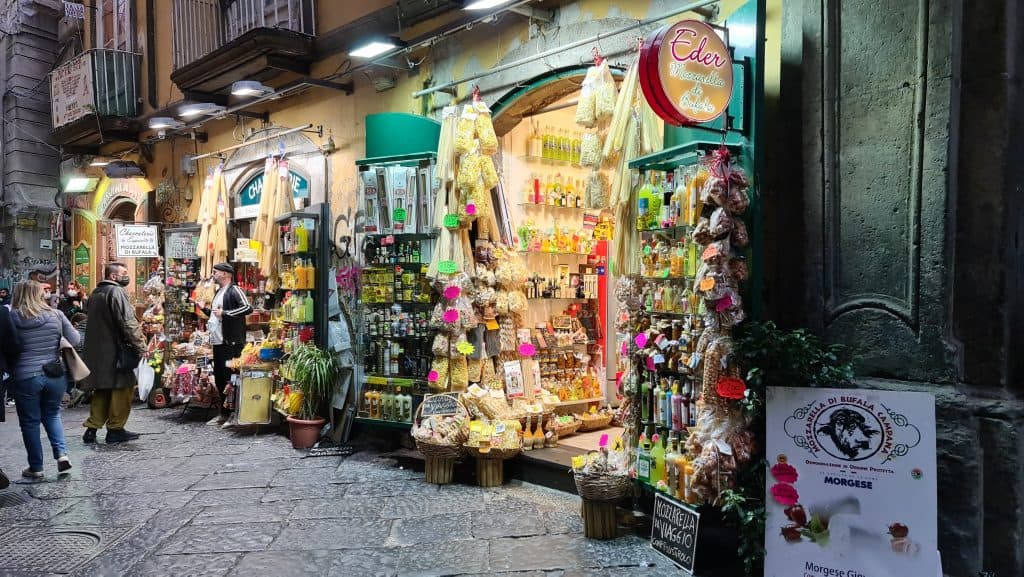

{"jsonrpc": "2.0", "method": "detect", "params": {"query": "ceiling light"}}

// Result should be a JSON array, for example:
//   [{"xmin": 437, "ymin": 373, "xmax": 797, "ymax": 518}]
[
  {"xmin": 88, "ymin": 157, "xmax": 110, "ymax": 167},
  {"xmin": 464, "ymin": 0, "xmax": 514, "ymax": 9},
  {"xmin": 149, "ymin": 116, "xmax": 183, "ymax": 130},
  {"xmin": 64, "ymin": 177, "xmax": 99, "ymax": 193},
  {"xmin": 231, "ymin": 80, "xmax": 273, "ymax": 97},
  {"xmin": 349, "ymin": 38, "xmax": 402, "ymax": 59},
  {"xmin": 179, "ymin": 102, "xmax": 226, "ymax": 118}
]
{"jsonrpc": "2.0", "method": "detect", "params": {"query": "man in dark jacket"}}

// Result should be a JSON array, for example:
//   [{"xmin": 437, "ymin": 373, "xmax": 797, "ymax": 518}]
[
  {"xmin": 198, "ymin": 262, "xmax": 251, "ymax": 427},
  {"xmin": 81, "ymin": 263, "xmax": 147, "ymax": 443},
  {"xmin": 0, "ymin": 302, "xmax": 21, "ymax": 489}
]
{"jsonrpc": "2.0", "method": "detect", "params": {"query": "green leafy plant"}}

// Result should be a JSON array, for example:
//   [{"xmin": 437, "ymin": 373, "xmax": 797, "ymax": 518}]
[
  {"xmin": 286, "ymin": 344, "xmax": 339, "ymax": 420},
  {"xmin": 721, "ymin": 321, "xmax": 854, "ymax": 575}
]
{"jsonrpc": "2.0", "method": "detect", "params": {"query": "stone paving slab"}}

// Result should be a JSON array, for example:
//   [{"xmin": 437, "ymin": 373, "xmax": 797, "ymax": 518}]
[{"xmin": 0, "ymin": 405, "xmax": 672, "ymax": 576}]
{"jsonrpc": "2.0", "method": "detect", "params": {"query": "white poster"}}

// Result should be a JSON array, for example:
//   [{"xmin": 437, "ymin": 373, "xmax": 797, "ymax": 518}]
[
  {"xmin": 51, "ymin": 53, "xmax": 94, "ymax": 128},
  {"xmin": 115, "ymin": 224, "xmax": 160, "ymax": 258},
  {"xmin": 765, "ymin": 387, "xmax": 937, "ymax": 577}
]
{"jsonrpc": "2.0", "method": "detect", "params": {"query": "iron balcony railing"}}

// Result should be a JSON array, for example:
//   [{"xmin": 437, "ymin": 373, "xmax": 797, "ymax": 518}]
[
  {"xmin": 51, "ymin": 49, "xmax": 140, "ymax": 129},
  {"xmin": 172, "ymin": 0, "xmax": 316, "ymax": 70}
]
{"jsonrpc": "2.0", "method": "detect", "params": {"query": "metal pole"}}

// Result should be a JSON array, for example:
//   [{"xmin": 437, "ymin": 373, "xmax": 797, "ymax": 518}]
[
  {"xmin": 189, "ymin": 124, "xmax": 313, "ymax": 161},
  {"xmin": 411, "ymin": 0, "xmax": 720, "ymax": 99}
]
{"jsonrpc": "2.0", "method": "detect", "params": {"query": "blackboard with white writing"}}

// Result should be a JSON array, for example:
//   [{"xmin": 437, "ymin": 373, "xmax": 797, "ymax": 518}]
[
  {"xmin": 651, "ymin": 492, "xmax": 700, "ymax": 574},
  {"xmin": 419, "ymin": 393, "xmax": 460, "ymax": 417}
]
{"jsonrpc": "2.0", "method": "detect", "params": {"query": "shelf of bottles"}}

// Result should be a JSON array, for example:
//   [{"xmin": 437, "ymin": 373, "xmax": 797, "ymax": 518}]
[{"xmin": 276, "ymin": 213, "xmax": 320, "ymax": 343}]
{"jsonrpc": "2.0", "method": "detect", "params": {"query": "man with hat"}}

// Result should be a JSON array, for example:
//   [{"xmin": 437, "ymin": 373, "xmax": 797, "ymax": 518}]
[{"xmin": 197, "ymin": 263, "xmax": 251, "ymax": 427}]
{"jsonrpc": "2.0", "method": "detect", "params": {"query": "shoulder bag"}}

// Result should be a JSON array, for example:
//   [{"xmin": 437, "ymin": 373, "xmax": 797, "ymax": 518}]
[{"xmin": 41, "ymin": 313, "xmax": 65, "ymax": 378}]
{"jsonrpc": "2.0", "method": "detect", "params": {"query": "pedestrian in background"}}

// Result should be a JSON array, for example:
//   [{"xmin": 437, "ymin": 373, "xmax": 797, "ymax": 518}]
[
  {"xmin": 0, "ymin": 293, "xmax": 22, "ymax": 488},
  {"xmin": 8, "ymin": 281, "xmax": 78, "ymax": 478},
  {"xmin": 0, "ymin": 287, "xmax": 11, "ymax": 307},
  {"xmin": 81, "ymin": 263, "xmax": 147, "ymax": 444}
]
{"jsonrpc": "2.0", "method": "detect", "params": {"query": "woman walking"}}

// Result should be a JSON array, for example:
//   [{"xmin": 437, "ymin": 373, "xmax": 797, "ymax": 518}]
[{"xmin": 9, "ymin": 281, "xmax": 80, "ymax": 478}]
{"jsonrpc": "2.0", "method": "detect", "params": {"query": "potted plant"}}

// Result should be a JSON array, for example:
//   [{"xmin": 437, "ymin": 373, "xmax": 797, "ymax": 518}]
[{"xmin": 284, "ymin": 344, "xmax": 338, "ymax": 449}]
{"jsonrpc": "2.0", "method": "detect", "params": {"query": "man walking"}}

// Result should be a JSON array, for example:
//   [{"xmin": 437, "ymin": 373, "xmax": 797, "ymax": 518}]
[
  {"xmin": 198, "ymin": 263, "xmax": 251, "ymax": 427},
  {"xmin": 81, "ymin": 263, "xmax": 147, "ymax": 443}
]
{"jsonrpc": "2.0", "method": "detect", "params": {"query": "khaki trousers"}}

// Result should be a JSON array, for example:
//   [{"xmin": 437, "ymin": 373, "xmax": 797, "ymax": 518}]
[{"xmin": 83, "ymin": 388, "xmax": 133, "ymax": 430}]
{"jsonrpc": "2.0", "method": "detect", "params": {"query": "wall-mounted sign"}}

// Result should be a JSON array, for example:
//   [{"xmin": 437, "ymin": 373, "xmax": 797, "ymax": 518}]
[
  {"xmin": 234, "ymin": 170, "xmax": 309, "ymax": 219},
  {"xmin": 51, "ymin": 52, "xmax": 94, "ymax": 128},
  {"xmin": 639, "ymin": 19, "xmax": 733, "ymax": 126},
  {"xmin": 74, "ymin": 242, "xmax": 90, "ymax": 288},
  {"xmin": 115, "ymin": 224, "xmax": 159, "ymax": 258},
  {"xmin": 764, "ymin": 387, "xmax": 937, "ymax": 577},
  {"xmin": 166, "ymin": 230, "xmax": 198, "ymax": 260}
]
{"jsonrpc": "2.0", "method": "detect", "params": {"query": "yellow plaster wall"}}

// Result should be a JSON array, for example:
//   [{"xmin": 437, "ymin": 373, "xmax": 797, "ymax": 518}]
[{"xmin": 141, "ymin": 0, "xmax": 781, "ymax": 236}]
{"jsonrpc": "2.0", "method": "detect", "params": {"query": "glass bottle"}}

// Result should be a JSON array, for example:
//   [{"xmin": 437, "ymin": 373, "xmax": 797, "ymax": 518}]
[{"xmin": 571, "ymin": 132, "xmax": 582, "ymax": 165}]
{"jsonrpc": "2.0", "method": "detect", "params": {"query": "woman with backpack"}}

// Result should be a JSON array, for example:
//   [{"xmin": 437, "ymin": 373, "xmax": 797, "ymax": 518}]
[{"xmin": 8, "ymin": 281, "xmax": 80, "ymax": 478}]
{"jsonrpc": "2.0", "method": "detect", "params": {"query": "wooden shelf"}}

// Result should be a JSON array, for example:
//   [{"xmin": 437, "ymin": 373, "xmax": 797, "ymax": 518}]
[{"xmin": 551, "ymin": 396, "xmax": 604, "ymax": 407}]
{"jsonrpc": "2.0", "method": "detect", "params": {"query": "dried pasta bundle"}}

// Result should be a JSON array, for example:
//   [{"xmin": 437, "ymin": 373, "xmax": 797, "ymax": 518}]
[
  {"xmin": 585, "ymin": 170, "xmax": 609, "ymax": 209},
  {"xmin": 603, "ymin": 58, "xmax": 639, "ymax": 158},
  {"xmin": 455, "ymin": 105, "xmax": 478, "ymax": 155},
  {"xmin": 595, "ymin": 60, "xmax": 618, "ymax": 121},
  {"xmin": 474, "ymin": 101, "xmax": 499, "ymax": 155},
  {"xmin": 450, "ymin": 355, "xmax": 469, "ymax": 392},
  {"xmin": 575, "ymin": 66, "xmax": 599, "ymax": 127},
  {"xmin": 580, "ymin": 132, "xmax": 602, "ymax": 167},
  {"xmin": 457, "ymin": 150, "xmax": 482, "ymax": 193},
  {"xmin": 468, "ymin": 358, "xmax": 483, "ymax": 383},
  {"xmin": 481, "ymin": 155, "xmax": 500, "ymax": 190},
  {"xmin": 430, "ymin": 356, "xmax": 450, "ymax": 391}
]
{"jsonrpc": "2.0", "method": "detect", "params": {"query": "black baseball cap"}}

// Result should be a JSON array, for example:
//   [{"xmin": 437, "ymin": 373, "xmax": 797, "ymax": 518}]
[{"xmin": 213, "ymin": 262, "xmax": 234, "ymax": 275}]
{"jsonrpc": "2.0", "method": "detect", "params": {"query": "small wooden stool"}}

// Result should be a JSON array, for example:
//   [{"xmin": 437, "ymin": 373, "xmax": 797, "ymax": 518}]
[
  {"xmin": 581, "ymin": 499, "xmax": 618, "ymax": 539},
  {"xmin": 425, "ymin": 456, "xmax": 456, "ymax": 484},
  {"xmin": 475, "ymin": 458, "xmax": 504, "ymax": 487}
]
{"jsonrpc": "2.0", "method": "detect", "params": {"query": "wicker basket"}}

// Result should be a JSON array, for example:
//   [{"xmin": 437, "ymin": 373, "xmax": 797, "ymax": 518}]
[
  {"xmin": 573, "ymin": 471, "xmax": 633, "ymax": 501},
  {"xmin": 577, "ymin": 413, "xmax": 613, "ymax": 432},
  {"xmin": 463, "ymin": 444, "xmax": 521, "ymax": 460},
  {"xmin": 548, "ymin": 418, "xmax": 581, "ymax": 438},
  {"xmin": 415, "ymin": 439, "xmax": 464, "ymax": 460}
]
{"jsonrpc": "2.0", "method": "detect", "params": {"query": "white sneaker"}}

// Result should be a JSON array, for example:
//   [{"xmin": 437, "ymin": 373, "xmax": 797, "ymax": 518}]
[
  {"xmin": 220, "ymin": 419, "xmax": 236, "ymax": 430},
  {"xmin": 206, "ymin": 415, "xmax": 223, "ymax": 426}
]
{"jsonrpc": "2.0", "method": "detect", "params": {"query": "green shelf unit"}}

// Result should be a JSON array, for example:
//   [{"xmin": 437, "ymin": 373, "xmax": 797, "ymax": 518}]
[{"xmin": 353, "ymin": 417, "xmax": 412, "ymax": 430}]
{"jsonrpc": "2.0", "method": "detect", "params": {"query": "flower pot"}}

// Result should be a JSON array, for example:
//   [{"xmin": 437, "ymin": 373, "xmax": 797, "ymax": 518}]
[{"xmin": 287, "ymin": 416, "xmax": 325, "ymax": 449}]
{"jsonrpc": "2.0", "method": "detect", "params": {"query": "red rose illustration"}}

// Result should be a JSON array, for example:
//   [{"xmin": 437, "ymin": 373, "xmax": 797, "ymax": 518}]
[
  {"xmin": 781, "ymin": 525, "xmax": 803, "ymax": 543},
  {"xmin": 770, "ymin": 482, "xmax": 800, "ymax": 506},
  {"xmin": 771, "ymin": 462, "xmax": 799, "ymax": 484},
  {"xmin": 785, "ymin": 504, "xmax": 807, "ymax": 527}
]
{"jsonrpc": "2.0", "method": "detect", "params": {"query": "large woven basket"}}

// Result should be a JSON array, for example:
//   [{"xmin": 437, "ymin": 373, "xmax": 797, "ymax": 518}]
[
  {"xmin": 573, "ymin": 471, "xmax": 633, "ymax": 501},
  {"xmin": 412, "ymin": 394, "xmax": 469, "ymax": 460},
  {"xmin": 415, "ymin": 439, "xmax": 464, "ymax": 460},
  {"xmin": 549, "ymin": 418, "xmax": 581, "ymax": 438},
  {"xmin": 463, "ymin": 444, "xmax": 521, "ymax": 460},
  {"xmin": 577, "ymin": 413, "xmax": 613, "ymax": 432}
]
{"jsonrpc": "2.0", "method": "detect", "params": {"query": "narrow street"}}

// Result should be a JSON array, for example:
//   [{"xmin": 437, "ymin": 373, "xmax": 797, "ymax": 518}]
[{"xmin": 0, "ymin": 405, "xmax": 677, "ymax": 577}]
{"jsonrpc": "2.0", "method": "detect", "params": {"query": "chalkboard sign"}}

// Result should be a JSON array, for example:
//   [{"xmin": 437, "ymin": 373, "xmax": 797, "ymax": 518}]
[
  {"xmin": 651, "ymin": 492, "xmax": 700, "ymax": 574},
  {"xmin": 419, "ymin": 393, "xmax": 461, "ymax": 417}
]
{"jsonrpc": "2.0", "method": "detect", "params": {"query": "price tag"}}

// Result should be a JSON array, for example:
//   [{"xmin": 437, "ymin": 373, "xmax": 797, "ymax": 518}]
[
  {"xmin": 465, "ymin": 203, "xmax": 477, "ymax": 216},
  {"xmin": 393, "ymin": 208, "xmax": 407, "ymax": 223},
  {"xmin": 699, "ymin": 277, "xmax": 716, "ymax": 291},
  {"xmin": 519, "ymin": 343, "xmax": 536, "ymax": 357},
  {"xmin": 438, "ymin": 260, "xmax": 458, "ymax": 274},
  {"xmin": 688, "ymin": 352, "xmax": 702, "ymax": 369},
  {"xmin": 653, "ymin": 353, "xmax": 666, "ymax": 365},
  {"xmin": 443, "ymin": 286, "xmax": 461, "ymax": 300},
  {"xmin": 443, "ymin": 214, "xmax": 460, "ymax": 229},
  {"xmin": 382, "ymin": 235, "xmax": 395, "ymax": 246},
  {"xmin": 635, "ymin": 333, "xmax": 648, "ymax": 349}
]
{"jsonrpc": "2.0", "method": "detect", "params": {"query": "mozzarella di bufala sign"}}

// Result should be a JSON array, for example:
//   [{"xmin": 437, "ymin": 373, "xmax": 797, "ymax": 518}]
[
  {"xmin": 639, "ymin": 19, "xmax": 733, "ymax": 126},
  {"xmin": 765, "ymin": 387, "xmax": 937, "ymax": 577},
  {"xmin": 115, "ymin": 224, "xmax": 160, "ymax": 258}
]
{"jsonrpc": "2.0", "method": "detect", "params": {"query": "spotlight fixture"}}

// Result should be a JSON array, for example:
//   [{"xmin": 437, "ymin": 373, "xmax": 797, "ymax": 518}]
[
  {"xmin": 88, "ymin": 157, "xmax": 110, "ymax": 167},
  {"xmin": 179, "ymin": 102, "xmax": 227, "ymax": 118},
  {"xmin": 349, "ymin": 36, "xmax": 404, "ymax": 59},
  {"xmin": 231, "ymin": 80, "xmax": 273, "ymax": 97},
  {"xmin": 148, "ymin": 116, "xmax": 183, "ymax": 130},
  {"xmin": 464, "ymin": 0, "xmax": 514, "ymax": 9},
  {"xmin": 64, "ymin": 177, "xmax": 99, "ymax": 193}
]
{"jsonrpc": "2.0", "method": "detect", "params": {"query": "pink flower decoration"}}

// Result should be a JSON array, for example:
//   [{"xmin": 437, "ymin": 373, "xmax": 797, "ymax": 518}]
[
  {"xmin": 715, "ymin": 293, "xmax": 734, "ymax": 312},
  {"xmin": 442, "ymin": 309, "xmax": 460, "ymax": 323},
  {"xmin": 427, "ymin": 370, "xmax": 439, "ymax": 382},
  {"xmin": 771, "ymin": 462, "xmax": 799, "ymax": 484},
  {"xmin": 465, "ymin": 203, "xmax": 477, "ymax": 216},
  {"xmin": 518, "ymin": 343, "xmax": 536, "ymax": 357},
  {"xmin": 770, "ymin": 483, "xmax": 800, "ymax": 506},
  {"xmin": 443, "ymin": 286, "xmax": 461, "ymax": 300},
  {"xmin": 634, "ymin": 333, "xmax": 648, "ymax": 349}
]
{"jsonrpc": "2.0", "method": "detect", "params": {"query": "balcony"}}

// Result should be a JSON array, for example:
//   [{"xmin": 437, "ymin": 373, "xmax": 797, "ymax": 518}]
[
  {"xmin": 171, "ymin": 0, "xmax": 316, "ymax": 95},
  {"xmin": 50, "ymin": 49, "xmax": 141, "ymax": 148}
]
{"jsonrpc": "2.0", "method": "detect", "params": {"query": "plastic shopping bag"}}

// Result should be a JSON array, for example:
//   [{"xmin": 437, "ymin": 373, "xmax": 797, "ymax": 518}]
[{"xmin": 136, "ymin": 359, "xmax": 155, "ymax": 402}]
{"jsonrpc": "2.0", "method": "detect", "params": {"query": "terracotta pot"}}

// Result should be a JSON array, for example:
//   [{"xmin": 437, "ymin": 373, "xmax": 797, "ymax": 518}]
[{"xmin": 287, "ymin": 416, "xmax": 325, "ymax": 449}]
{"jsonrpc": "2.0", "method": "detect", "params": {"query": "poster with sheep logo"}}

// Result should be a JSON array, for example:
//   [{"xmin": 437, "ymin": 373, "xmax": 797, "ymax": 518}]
[{"xmin": 765, "ymin": 387, "xmax": 936, "ymax": 577}]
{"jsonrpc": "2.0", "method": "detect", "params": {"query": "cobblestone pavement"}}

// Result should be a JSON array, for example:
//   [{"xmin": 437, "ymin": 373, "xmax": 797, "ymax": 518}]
[{"xmin": 0, "ymin": 404, "xmax": 680, "ymax": 577}]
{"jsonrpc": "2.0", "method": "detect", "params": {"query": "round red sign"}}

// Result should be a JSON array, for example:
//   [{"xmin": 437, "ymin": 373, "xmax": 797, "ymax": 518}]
[{"xmin": 639, "ymin": 19, "xmax": 734, "ymax": 126}]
